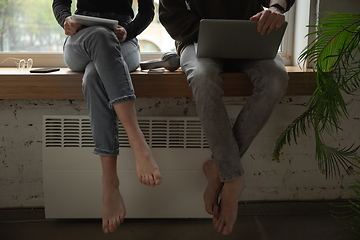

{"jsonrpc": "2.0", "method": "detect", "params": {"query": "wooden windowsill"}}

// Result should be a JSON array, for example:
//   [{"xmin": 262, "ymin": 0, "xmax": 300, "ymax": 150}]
[{"xmin": 0, "ymin": 66, "xmax": 316, "ymax": 99}]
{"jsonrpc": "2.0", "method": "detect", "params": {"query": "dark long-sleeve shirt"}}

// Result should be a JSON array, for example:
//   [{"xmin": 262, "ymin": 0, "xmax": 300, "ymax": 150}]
[
  {"xmin": 52, "ymin": 0, "xmax": 154, "ymax": 41},
  {"xmin": 159, "ymin": 0, "xmax": 295, "ymax": 55}
]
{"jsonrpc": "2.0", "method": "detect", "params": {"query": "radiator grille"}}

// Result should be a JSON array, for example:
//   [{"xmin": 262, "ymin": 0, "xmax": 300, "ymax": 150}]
[{"xmin": 44, "ymin": 116, "xmax": 209, "ymax": 149}]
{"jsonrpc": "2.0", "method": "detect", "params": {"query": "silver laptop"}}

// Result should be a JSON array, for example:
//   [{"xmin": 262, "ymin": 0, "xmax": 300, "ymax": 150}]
[{"xmin": 197, "ymin": 19, "xmax": 288, "ymax": 59}]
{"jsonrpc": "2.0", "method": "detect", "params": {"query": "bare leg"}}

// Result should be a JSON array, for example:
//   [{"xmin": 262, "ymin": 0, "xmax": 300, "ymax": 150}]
[
  {"xmin": 113, "ymin": 100, "xmax": 162, "ymax": 187},
  {"xmin": 203, "ymin": 160, "xmax": 223, "ymax": 215},
  {"xmin": 101, "ymin": 155, "xmax": 126, "ymax": 234},
  {"xmin": 213, "ymin": 176, "xmax": 246, "ymax": 236}
]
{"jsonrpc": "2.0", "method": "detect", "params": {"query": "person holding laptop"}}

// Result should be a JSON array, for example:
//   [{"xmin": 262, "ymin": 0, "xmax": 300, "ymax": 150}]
[
  {"xmin": 52, "ymin": 0, "xmax": 162, "ymax": 234},
  {"xmin": 159, "ymin": 0, "xmax": 295, "ymax": 236}
]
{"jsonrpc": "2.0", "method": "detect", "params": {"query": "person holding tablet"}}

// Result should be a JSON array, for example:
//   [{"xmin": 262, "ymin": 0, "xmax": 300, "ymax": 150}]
[
  {"xmin": 159, "ymin": 0, "xmax": 295, "ymax": 236},
  {"xmin": 52, "ymin": 0, "xmax": 162, "ymax": 234}
]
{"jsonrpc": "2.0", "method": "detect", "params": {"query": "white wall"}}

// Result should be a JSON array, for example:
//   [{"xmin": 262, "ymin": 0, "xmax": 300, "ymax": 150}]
[
  {"xmin": 1, "ymin": 95, "xmax": 360, "ymax": 208},
  {"xmin": 318, "ymin": 0, "xmax": 360, "ymax": 20},
  {"xmin": 1, "ymin": 0, "xmax": 360, "ymax": 208}
]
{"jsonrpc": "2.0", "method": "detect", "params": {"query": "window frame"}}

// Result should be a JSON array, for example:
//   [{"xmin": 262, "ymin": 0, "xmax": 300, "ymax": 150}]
[{"xmin": 0, "ymin": 1, "xmax": 314, "ymax": 68}]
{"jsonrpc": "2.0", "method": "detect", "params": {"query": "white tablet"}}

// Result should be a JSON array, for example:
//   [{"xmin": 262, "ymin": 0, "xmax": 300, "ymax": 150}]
[{"xmin": 72, "ymin": 14, "xmax": 118, "ymax": 29}]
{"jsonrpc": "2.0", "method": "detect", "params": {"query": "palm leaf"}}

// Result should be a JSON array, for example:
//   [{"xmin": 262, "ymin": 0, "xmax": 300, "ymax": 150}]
[
  {"xmin": 273, "ymin": 13, "xmax": 360, "ymax": 178},
  {"xmin": 299, "ymin": 12, "xmax": 360, "ymax": 72},
  {"xmin": 272, "ymin": 104, "xmax": 315, "ymax": 162},
  {"xmin": 315, "ymin": 133, "xmax": 359, "ymax": 179}
]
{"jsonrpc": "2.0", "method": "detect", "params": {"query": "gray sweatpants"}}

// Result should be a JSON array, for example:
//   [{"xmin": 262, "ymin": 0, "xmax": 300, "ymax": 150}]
[{"xmin": 180, "ymin": 44, "xmax": 289, "ymax": 182}]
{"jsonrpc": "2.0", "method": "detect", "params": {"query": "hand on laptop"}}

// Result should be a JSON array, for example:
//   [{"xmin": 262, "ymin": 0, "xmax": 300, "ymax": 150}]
[
  {"xmin": 64, "ymin": 16, "xmax": 82, "ymax": 36},
  {"xmin": 250, "ymin": 7, "xmax": 285, "ymax": 35}
]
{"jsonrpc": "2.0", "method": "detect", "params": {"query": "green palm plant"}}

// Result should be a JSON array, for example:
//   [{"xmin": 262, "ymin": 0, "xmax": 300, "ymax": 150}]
[
  {"xmin": 272, "ymin": 12, "xmax": 360, "ymax": 240},
  {"xmin": 272, "ymin": 12, "xmax": 360, "ymax": 179}
]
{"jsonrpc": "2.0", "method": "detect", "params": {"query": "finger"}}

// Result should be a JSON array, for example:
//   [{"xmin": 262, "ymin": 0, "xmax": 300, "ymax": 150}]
[
  {"xmin": 67, "ymin": 17, "xmax": 82, "ymax": 30},
  {"xmin": 257, "ymin": 11, "xmax": 270, "ymax": 33},
  {"xmin": 277, "ymin": 19, "xmax": 285, "ymax": 29},
  {"xmin": 67, "ymin": 17, "xmax": 76, "ymax": 27},
  {"xmin": 73, "ymin": 23, "xmax": 82, "ymax": 29},
  {"xmin": 118, "ymin": 27, "xmax": 127, "ymax": 42},
  {"xmin": 265, "ymin": 18, "xmax": 278, "ymax": 35},
  {"xmin": 250, "ymin": 12, "xmax": 261, "ymax": 21},
  {"xmin": 64, "ymin": 19, "xmax": 81, "ymax": 36},
  {"xmin": 261, "ymin": 10, "xmax": 283, "ymax": 35},
  {"xmin": 266, "ymin": 15, "xmax": 285, "ymax": 35},
  {"xmin": 65, "ymin": 29, "xmax": 76, "ymax": 36},
  {"xmin": 69, "ymin": 22, "xmax": 82, "ymax": 31},
  {"xmin": 260, "ymin": 11, "xmax": 276, "ymax": 35},
  {"xmin": 114, "ymin": 29, "xmax": 124, "ymax": 42}
]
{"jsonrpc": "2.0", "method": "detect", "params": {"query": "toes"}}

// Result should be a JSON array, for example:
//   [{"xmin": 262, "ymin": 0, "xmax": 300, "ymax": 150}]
[
  {"xmin": 222, "ymin": 224, "xmax": 232, "ymax": 236},
  {"xmin": 213, "ymin": 214, "xmax": 228, "ymax": 234},
  {"xmin": 103, "ymin": 217, "xmax": 122, "ymax": 234},
  {"xmin": 212, "ymin": 215, "xmax": 218, "ymax": 227},
  {"xmin": 114, "ymin": 217, "xmax": 121, "ymax": 229},
  {"xmin": 103, "ymin": 220, "xmax": 110, "ymax": 234},
  {"xmin": 212, "ymin": 203, "xmax": 219, "ymax": 216},
  {"xmin": 153, "ymin": 171, "xmax": 162, "ymax": 185},
  {"xmin": 138, "ymin": 174, "xmax": 144, "ymax": 184},
  {"xmin": 155, "ymin": 178, "xmax": 162, "ymax": 185},
  {"xmin": 111, "ymin": 218, "xmax": 120, "ymax": 232},
  {"xmin": 140, "ymin": 175, "xmax": 147, "ymax": 185},
  {"xmin": 213, "ymin": 215, "xmax": 220, "ymax": 230},
  {"xmin": 216, "ymin": 217, "xmax": 225, "ymax": 233},
  {"xmin": 148, "ymin": 175, "xmax": 155, "ymax": 187},
  {"xmin": 205, "ymin": 203, "xmax": 213, "ymax": 215},
  {"xmin": 204, "ymin": 198, "xmax": 217, "ymax": 215},
  {"xmin": 120, "ymin": 215, "xmax": 125, "ymax": 224},
  {"xmin": 116, "ymin": 217, "xmax": 121, "ymax": 227},
  {"xmin": 204, "ymin": 189, "xmax": 220, "ymax": 216},
  {"xmin": 139, "ymin": 173, "xmax": 161, "ymax": 187},
  {"xmin": 108, "ymin": 220, "xmax": 115, "ymax": 233},
  {"xmin": 144, "ymin": 175, "xmax": 151, "ymax": 186}
]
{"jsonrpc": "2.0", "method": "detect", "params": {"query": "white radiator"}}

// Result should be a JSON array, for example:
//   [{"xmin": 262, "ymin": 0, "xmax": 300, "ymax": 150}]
[{"xmin": 42, "ymin": 115, "xmax": 213, "ymax": 218}]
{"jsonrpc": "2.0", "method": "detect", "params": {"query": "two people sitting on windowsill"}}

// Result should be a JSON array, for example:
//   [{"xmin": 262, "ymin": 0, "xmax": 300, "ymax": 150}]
[{"xmin": 53, "ymin": 0, "xmax": 294, "ymax": 236}]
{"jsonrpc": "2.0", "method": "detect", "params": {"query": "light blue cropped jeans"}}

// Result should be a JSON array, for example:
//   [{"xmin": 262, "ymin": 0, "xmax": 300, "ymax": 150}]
[
  {"xmin": 181, "ymin": 44, "xmax": 289, "ymax": 182},
  {"xmin": 63, "ymin": 26, "xmax": 140, "ymax": 156}
]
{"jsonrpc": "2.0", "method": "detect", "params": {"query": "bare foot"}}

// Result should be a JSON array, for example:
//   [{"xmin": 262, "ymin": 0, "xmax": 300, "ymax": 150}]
[
  {"xmin": 131, "ymin": 137, "xmax": 162, "ymax": 187},
  {"xmin": 203, "ymin": 160, "xmax": 223, "ymax": 215},
  {"xmin": 102, "ymin": 178, "xmax": 126, "ymax": 234},
  {"xmin": 213, "ymin": 176, "xmax": 246, "ymax": 236},
  {"xmin": 113, "ymin": 101, "xmax": 162, "ymax": 187}
]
